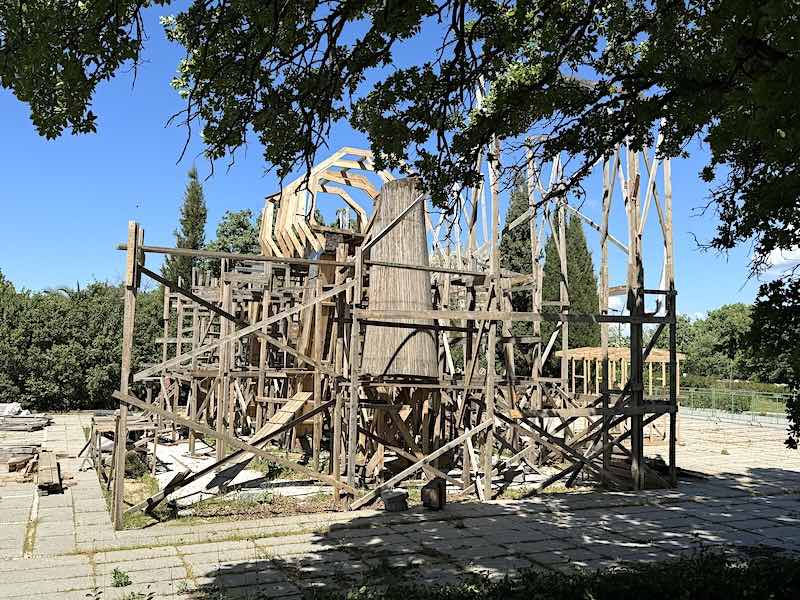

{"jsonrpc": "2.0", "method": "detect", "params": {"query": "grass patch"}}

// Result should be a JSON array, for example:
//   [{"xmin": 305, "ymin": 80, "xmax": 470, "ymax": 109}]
[
  {"xmin": 22, "ymin": 517, "xmax": 38, "ymax": 555},
  {"xmin": 498, "ymin": 482, "xmax": 593, "ymax": 499},
  {"xmin": 100, "ymin": 470, "xmax": 175, "ymax": 530},
  {"xmin": 175, "ymin": 490, "xmax": 335, "ymax": 524},
  {"xmin": 249, "ymin": 449, "xmax": 316, "ymax": 481}
]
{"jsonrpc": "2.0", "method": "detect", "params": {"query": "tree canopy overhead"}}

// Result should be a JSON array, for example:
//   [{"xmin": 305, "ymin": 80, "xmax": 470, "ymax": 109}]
[{"xmin": 2, "ymin": 1, "xmax": 796, "ymax": 261}]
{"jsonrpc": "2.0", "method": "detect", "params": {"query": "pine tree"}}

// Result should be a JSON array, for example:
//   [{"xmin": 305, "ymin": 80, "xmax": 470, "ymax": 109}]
[{"xmin": 162, "ymin": 166, "xmax": 207, "ymax": 285}]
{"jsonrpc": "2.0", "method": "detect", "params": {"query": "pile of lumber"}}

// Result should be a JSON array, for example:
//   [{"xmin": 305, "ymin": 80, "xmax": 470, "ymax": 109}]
[
  {"xmin": 0, "ymin": 445, "xmax": 63, "ymax": 493},
  {"xmin": 0, "ymin": 444, "xmax": 40, "ymax": 474},
  {"xmin": 37, "ymin": 450, "xmax": 62, "ymax": 494},
  {"xmin": 0, "ymin": 414, "xmax": 53, "ymax": 432}
]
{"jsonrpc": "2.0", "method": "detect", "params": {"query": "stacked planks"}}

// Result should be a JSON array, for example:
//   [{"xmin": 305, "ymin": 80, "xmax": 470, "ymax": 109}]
[
  {"xmin": 0, "ymin": 414, "xmax": 53, "ymax": 431},
  {"xmin": 37, "ymin": 450, "xmax": 62, "ymax": 495}
]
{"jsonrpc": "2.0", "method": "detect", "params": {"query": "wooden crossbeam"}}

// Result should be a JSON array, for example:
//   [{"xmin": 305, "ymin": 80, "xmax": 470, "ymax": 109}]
[
  {"xmin": 350, "ymin": 420, "xmax": 491, "ymax": 510},
  {"xmin": 356, "ymin": 309, "xmax": 673, "ymax": 325},
  {"xmin": 134, "ymin": 280, "xmax": 354, "ymax": 381}
]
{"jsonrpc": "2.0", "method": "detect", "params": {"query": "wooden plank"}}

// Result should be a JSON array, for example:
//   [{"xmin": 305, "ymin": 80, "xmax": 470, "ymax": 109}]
[
  {"xmin": 119, "ymin": 243, "xmax": 352, "ymax": 268},
  {"xmin": 37, "ymin": 450, "xmax": 61, "ymax": 494},
  {"xmin": 355, "ymin": 309, "xmax": 672, "ymax": 325},
  {"xmin": 125, "ymin": 394, "xmax": 329, "ymax": 516}
]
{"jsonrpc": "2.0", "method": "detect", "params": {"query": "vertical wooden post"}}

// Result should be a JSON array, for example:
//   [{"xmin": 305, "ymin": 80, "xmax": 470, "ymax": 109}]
[
  {"xmin": 665, "ymin": 156, "xmax": 678, "ymax": 487},
  {"xmin": 526, "ymin": 149, "xmax": 543, "ymax": 410},
  {"xmin": 583, "ymin": 359, "xmax": 589, "ymax": 394},
  {"xmin": 332, "ymin": 242, "xmax": 347, "ymax": 501},
  {"xmin": 347, "ymin": 249, "xmax": 364, "ymax": 495},
  {"xmin": 483, "ymin": 137, "xmax": 501, "ymax": 501},
  {"xmin": 188, "ymin": 270, "xmax": 200, "ymax": 455},
  {"xmin": 626, "ymin": 148, "xmax": 645, "ymax": 490},
  {"xmin": 256, "ymin": 265, "xmax": 272, "ymax": 431},
  {"xmin": 112, "ymin": 221, "xmax": 141, "ymax": 530},
  {"xmin": 463, "ymin": 281, "xmax": 476, "ymax": 486},
  {"xmin": 600, "ymin": 155, "xmax": 612, "ymax": 478},
  {"xmin": 312, "ymin": 276, "xmax": 323, "ymax": 471},
  {"xmin": 216, "ymin": 261, "xmax": 230, "ymax": 459}
]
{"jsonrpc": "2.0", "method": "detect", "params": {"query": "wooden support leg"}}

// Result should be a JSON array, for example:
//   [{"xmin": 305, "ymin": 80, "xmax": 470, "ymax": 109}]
[{"xmin": 112, "ymin": 221, "xmax": 141, "ymax": 530}]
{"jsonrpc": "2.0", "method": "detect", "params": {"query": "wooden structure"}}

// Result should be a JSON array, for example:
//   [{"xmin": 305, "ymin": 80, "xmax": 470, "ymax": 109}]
[
  {"xmin": 557, "ymin": 347, "xmax": 685, "ymax": 397},
  {"xmin": 107, "ymin": 135, "xmax": 680, "ymax": 529}
]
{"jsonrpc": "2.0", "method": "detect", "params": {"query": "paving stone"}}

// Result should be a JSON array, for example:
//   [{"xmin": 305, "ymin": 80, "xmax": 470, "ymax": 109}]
[
  {"xmin": 96, "ymin": 544, "xmax": 179, "ymax": 563},
  {"xmin": 37, "ymin": 507, "xmax": 74, "ymax": 523},
  {"xmin": 33, "ymin": 535, "xmax": 76, "ymax": 556},
  {"xmin": 75, "ymin": 512, "xmax": 112, "ymax": 527},
  {"xmin": 9, "ymin": 562, "xmax": 94, "ymax": 583},
  {"xmin": 193, "ymin": 578, "xmax": 301, "ymax": 599},
  {"xmin": 0, "ymin": 574, "xmax": 94, "ymax": 598},
  {"xmin": 96, "ymin": 555, "xmax": 186, "ymax": 575},
  {"xmin": 96, "ymin": 565, "xmax": 188, "ymax": 587}
]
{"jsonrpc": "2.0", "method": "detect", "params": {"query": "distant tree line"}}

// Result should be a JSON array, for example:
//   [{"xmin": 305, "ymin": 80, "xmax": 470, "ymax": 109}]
[
  {"xmin": 0, "ymin": 273, "xmax": 162, "ymax": 412},
  {"xmin": 0, "ymin": 169, "xmax": 793, "ymax": 411},
  {"xmin": 0, "ymin": 167, "xmax": 262, "ymax": 412}
]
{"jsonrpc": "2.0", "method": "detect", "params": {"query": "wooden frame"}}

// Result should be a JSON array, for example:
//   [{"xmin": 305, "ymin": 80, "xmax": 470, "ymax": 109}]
[{"xmin": 108, "ymin": 137, "xmax": 679, "ymax": 529}]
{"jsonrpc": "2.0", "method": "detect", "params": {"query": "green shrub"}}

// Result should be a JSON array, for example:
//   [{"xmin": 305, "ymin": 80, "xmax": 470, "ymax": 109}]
[
  {"xmin": 111, "ymin": 568, "xmax": 132, "ymax": 588},
  {"xmin": 124, "ymin": 451, "xmax": 149, "ymax": 479}
]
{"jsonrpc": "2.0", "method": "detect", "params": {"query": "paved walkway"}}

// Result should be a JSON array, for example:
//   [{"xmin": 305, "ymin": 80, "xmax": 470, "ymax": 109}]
[{"xmin": 0, "ymin": 414, "xmax": 798, "ymax": 599}]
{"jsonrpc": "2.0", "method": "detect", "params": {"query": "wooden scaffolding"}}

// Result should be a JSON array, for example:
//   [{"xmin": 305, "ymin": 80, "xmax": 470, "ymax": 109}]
[{"xmin": 107, "ymin": 140, "xmax": 679, "ymax": 529}]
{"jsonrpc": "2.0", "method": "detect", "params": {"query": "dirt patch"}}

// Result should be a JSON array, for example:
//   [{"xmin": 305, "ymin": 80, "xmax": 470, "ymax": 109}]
[{"xmin": 181, "ymin": 491, "xmax": 336, "ymax": 523}]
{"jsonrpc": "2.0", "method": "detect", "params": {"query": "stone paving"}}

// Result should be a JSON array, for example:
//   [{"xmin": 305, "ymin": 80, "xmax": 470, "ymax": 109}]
[{"xmin": 0, "ymin": 414, "xmax": 798, "ymax": 599}]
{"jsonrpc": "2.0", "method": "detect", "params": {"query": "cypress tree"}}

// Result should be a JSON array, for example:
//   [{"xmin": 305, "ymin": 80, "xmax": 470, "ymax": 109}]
[
  {"xmin": 162, "ymin": 166, "xmax": 207, "ymax": 285},
  {"xmin": 564, "ymin": 215, "xmax": 600, "ymax": 348},
  {"xmin": 540, "ymin": 214, "xmax": 600, "ymax": 372},
  {"xmin": 498, "ymin": 176, "xmax": 534, "ymax": 374}
]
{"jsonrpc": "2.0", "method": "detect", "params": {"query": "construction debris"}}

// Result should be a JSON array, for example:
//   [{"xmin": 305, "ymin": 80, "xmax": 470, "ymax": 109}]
[
  {"xmin": 0, "ymin": 444, "xmax": 41, "ymax": 473},
  {"xmin": 0, "ymin": 410, "xmax": 53, "ymax": 431},
  {"xmin": 421, "ymin": 477, "xmax": 446, "ymax": 510},
  {"xmin": 380, "ymin": 488, "xmax": 409, "ymax": 512}
]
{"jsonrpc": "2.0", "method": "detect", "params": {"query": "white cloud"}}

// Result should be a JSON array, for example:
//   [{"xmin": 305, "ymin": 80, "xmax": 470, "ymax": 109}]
[
  {"xmin": 765, "ymin": 246, "xmax": 800, "ymax": 270},
  {"xmin": 760, "ymin": 246, "xmax": 800, "ymax": 280}
]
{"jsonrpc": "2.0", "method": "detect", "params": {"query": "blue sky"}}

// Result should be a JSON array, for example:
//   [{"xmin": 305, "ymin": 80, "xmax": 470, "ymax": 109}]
[{"xmin": 0, "ymin": 8, "xmax": 765, "ymax": 317}]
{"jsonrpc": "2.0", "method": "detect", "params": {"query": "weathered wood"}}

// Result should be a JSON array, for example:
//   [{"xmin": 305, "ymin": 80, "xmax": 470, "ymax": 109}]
[
  {"xmin": 350, "ymin": 420, "xmax": 491, "ymax": 510},
  {"xmin": 113, "ymin": 390, "xmax": 356, "ymax": 495},
  {"xmin": 37, "ymin": 450, "xmax": 61, "ymax": 494},
  {"xmin": 134, "ymin": 279, "xmax": 355, "ymax": 381},
  {"xmin": 361, "ymin": 178, "xmax": 437, "ymax": 378},
  {"xmin": 112, "ymin": 222, "xmax": 140, "ymax": 529}
]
